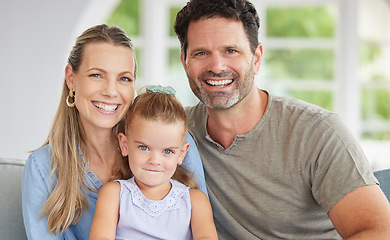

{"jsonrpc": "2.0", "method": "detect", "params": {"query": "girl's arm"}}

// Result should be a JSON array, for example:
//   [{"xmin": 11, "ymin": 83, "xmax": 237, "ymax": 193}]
[
  {"xmin": 189, "ymin": 189, "xmax": 218, "ymax": 240},
  {"xmin": 89, "ymin": 181, "xmax": 121, "ymax": 240}
]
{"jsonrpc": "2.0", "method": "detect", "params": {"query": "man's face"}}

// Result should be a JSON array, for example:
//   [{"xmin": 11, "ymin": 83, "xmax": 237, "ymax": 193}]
[{"xmin": 181, "ymin": 17, "xmax": 262, "ymax": 109}]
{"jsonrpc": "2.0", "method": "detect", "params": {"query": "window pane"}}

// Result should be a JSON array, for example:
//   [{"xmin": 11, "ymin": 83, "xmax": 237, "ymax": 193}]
[
  {"xmin": 169, "ymin": 7, "xmax": 181, "ymax": 36},
  {"xmin": 168, "ymin": 48, "xmax": 181, "ymax": 69},
  {"xmin": 134, "ymin": 48, "xmax": 142, "ymax": 78},
  {"xmin": 266, "ymin": 6, "xmax": 336, "ymax": 38},
  {"xmin": 265, "ymin": 49, "xmax": 334, "ymax": 80},
  {"xmin": 362, "ymin": 131, "xmax": 390, "ymax": 141},
  {"xmin": 106, "ymin": 0, "xmax": 140, "ymax": 36},
  {"xmin": 359, "ymin": 0, "xmax": 390, "ymax": 140},
  {"xmin": 362, "ymin": 88, "xmax": 390, "ymax": 120},
  {"xmin": 290, "ymin": 90, "xmax": 333, "ymax": 111}
]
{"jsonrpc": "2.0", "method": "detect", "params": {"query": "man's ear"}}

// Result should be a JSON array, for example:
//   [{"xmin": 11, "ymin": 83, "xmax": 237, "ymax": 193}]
[
  {"xmin": 177, "ymin": 142, "xmax": 191, "ymax": 165},
  {"xmin": 180, "ymin": 52, "xmax": 189, "ymax": 77},
  {"xmin": 253, "ymin": 43, "xmax": 263, "ymax": 75},
  {"xmin": 65, "ymin": 64, "xmax": 75, "ymax": 91},
  {"xmin": 118, "ymin": 132, "xmax": 129, "ymax": 157}
]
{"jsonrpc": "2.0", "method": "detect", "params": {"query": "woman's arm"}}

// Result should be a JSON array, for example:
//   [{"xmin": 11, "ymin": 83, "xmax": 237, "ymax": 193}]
[
  {"xmin": 183, "ymin": 132, "xmax": 208, "ymax": 195},
  {"xmin": 22, "ymin": 149, "xmax": 65, "ymax": 240},
  {"xmin": 89, "ymin": 181, "xmax": 121, "ymax": 240},
  {"xmin": 189, "ymin": 189, "xmax": 218, "ymax": 240}
]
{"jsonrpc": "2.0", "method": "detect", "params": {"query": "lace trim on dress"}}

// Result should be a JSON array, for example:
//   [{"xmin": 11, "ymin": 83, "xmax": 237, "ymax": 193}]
[{"xmin": 126, "ymin": 177, "xmax": 188, "ymax": 217}]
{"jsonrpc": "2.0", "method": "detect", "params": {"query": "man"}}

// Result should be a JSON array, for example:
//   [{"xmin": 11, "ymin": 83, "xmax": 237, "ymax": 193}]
[{"xmin": 174, "ymin": 0, "xmax": 390, "ymax": 239}]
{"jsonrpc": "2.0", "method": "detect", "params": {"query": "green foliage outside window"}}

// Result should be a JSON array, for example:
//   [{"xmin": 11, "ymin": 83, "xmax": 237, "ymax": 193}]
[
  {"xmin": 106, "ymin": 0, "xmax": 140, "ymax": 36},
  {"xmin": 169, "ymin": 7, "xmax": 181, "ymax": 36},
  {"xmin": 362, "ymin": 89, "xmax": 390, "ymax": 120},
  {"xmin": 290, "ymin": 90, "xmax": 333, "ymax": 111},
  {"xmin": 265, "ymin": 49, "xmax": 334, "ymax": 80},
  {"xmin": 265, "ymin": 6, "xmax": 336, "ymax": 112},
  {"xmin": 266, "ymin": 6, "xmax": 336, "ymax": 38}
]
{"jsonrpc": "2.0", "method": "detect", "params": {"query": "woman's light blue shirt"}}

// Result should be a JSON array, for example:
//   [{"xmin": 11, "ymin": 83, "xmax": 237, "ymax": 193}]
[{"xmin": 22, "ymin": 132, "xmax": 206, "ymax": 239}]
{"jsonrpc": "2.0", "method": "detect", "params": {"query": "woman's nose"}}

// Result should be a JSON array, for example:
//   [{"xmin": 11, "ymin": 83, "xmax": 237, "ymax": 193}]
[{"xmin": 102, "ymin": 79, "xmax": 118, "ymax": 97}]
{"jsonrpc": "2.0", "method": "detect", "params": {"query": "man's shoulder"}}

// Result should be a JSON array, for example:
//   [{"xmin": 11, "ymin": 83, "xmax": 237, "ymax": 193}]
[
  {"xmin": 185, "ymin": 102, "xmax": 206, "ymax": 120},
  {"xmin": 270, "ymin": 94, "xmax": 334, "ymax": 118}
]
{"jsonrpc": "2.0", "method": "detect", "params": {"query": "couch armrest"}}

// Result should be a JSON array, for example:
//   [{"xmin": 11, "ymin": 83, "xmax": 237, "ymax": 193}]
[{"xmin": 0, "ymin": 158, "xmax": 27, "ymax": 239}]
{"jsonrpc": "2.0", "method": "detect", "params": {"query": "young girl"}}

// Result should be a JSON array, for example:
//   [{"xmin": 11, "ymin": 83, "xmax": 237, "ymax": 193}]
[{"xmin": 89, "ymin": 86, "xmax": 218, "ymax": 240}]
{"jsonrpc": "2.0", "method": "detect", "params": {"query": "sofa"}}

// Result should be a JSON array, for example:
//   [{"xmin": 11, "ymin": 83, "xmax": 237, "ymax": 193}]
[
  {"xmin": 0, "ymin": 158, "xmax": 27, "ymax": 239},
  {"xmin": 0, "ymin": 156, "xmax": 388, "ymax": 239}
]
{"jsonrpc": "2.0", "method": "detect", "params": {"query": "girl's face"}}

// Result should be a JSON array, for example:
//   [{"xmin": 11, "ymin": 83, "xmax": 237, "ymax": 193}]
[
  {"xmin": 118, "ymin": 115, "xmax": 190, "ymax": 192},
  {"xmin": 66, "ymin": 42, "xmax": 136, "ymax": 133}
]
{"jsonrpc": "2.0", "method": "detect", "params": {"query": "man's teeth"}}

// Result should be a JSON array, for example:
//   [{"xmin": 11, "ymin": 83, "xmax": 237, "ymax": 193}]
[
  {"xmin": 206, "ymin": 79, "xmax": 233, "ymax": 86},
  {"xmin": 94, "ymin": 103, "xmax": 118, "ymax": 111}
]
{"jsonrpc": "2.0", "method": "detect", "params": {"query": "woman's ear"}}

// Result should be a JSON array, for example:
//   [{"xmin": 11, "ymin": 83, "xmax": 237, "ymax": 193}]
[
  {"xmin": 177, "ymin": 142, "xmax": 191, "ymax": 165},
  {"xmin": 118, "ymin": 132, "xmax": 129, "ymax": 157},
  {"xmin": 65, "ymin": 64, "xmax": 75, "ymax": 91}
]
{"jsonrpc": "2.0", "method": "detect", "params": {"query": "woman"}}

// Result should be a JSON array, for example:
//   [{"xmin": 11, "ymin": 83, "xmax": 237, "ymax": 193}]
[{"xmin": 22, "ymin": 24, "xmax": 206, "ymax": 239}]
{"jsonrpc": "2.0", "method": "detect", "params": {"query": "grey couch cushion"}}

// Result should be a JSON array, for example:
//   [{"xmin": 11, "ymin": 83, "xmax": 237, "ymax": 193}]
[
  {"xmin": 0, "ymin": 158, "xmax": 27, "ymax": 239},
  {"xmin": 374, "ymin": 169, "xmax": 390, "ymax": 202}
]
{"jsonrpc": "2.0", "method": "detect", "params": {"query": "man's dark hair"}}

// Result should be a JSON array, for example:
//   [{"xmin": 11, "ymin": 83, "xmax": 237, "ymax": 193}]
[{"xmin": 174, "ymin": 0, "xmax": 260, "ymax": 59}]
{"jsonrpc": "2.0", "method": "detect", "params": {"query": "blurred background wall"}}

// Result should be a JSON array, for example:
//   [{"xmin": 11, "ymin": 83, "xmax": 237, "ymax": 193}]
[{"xmin": 1, "ymin": 0, "xmax": 389, "ymax": 170}]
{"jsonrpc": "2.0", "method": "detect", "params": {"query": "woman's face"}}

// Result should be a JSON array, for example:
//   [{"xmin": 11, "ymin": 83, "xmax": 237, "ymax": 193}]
[{"xmin": 66, "ymin": 42, "xmax": 136, "ymax": 133}]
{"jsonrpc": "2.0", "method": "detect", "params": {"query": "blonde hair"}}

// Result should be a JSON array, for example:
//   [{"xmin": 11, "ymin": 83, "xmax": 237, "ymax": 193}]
[
  {"xmin": 125, "ymin": 89, "xmax": 197, "ymax": 189},
  {"xmin": 39, "ymin": 24, "xmax": 135, "ymax": 235}
]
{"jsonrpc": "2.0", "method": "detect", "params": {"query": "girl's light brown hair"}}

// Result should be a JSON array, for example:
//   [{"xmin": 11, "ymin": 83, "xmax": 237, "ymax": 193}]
[{"xmin": 125, "ymin": 90, "xmax": 197, "ymax": 189}]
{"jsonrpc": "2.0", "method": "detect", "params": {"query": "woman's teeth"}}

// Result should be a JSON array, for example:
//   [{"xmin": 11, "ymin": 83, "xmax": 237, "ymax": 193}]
[{"xmin": 94, "ymin": 102, "xmax": 118, "ymax": 111}]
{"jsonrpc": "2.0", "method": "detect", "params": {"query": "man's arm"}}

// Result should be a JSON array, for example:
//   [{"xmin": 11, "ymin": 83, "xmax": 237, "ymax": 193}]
[{"xmin": 329, "ymin": 184, "xmax": 390, "ymax": 239}]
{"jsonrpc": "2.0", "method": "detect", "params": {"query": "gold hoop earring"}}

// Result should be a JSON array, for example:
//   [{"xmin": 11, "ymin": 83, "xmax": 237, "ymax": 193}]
[{"xmin": 66, "ymin": 89, "xmax": 75, "ymax": 108}]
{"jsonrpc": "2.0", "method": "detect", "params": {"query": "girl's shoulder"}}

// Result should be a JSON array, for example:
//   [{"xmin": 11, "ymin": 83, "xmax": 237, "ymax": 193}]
[{"xmin": 188, "ymin": 188, "xmax": 208, "ymax": 201}]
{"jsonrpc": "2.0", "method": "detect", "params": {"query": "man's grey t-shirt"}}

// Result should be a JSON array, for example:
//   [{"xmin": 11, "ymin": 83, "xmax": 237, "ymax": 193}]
[{"xmin": 186, "ymin": 92, "xmax": 377, "ymax": 240}]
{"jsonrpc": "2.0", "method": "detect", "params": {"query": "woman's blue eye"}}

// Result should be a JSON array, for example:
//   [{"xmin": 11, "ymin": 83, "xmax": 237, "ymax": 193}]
[
  {"xmin": 120, "ymin": 77, "xmax": 132, "ymax": 82},
  {"xmin": 163, "ymin": 149, "xmax": 173, "ymax": 155},
  {"xmin": 90, "ymin": 74, "xmax": 101, "ymax": 78},
  {"xmin": 139, "ymin": 146, "xmax": 148, "ymax": 151}
]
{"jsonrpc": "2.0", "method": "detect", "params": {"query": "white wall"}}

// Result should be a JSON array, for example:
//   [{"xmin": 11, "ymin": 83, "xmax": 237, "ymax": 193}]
[{"xmin": 0, "ymin": 0, "xmax": 118, "ymax": 160}]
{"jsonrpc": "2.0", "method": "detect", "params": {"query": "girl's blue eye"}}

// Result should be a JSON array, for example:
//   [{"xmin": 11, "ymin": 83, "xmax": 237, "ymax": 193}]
[
  {"xmin": 163, "ymin": 149, "xmax": 173, "ymax": 155},
  {"xmin": 139, "ymin": 146, "xmax": 148, "ymax": 151}
]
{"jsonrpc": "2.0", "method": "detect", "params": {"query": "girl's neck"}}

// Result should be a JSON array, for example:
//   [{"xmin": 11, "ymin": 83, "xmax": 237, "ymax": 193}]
[{"xmin": 135, "ymin": 178, "xmax": 172, "ymax": 201}]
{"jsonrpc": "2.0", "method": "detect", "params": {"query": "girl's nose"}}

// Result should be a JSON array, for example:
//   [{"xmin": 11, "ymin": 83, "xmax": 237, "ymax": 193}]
[{"xmin": 147, "ymin": 151, "xmax": 161, "ymax": 165}]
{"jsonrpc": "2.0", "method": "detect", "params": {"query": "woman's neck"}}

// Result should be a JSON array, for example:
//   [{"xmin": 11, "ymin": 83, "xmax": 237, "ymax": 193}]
[{"xmin": 83, "ymin": 127, "xmax": 121, "ymax": 184}]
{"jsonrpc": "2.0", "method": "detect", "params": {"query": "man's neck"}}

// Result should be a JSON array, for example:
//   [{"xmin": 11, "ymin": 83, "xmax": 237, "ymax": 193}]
[{"xmin": 206, "ymin": 88, "xmax": 268, "ymax": 149}]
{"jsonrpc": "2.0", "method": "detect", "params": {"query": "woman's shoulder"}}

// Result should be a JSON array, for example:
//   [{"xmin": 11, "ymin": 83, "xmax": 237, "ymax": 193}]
[{"xmin": 25, "ymin": 144, "xmax": 53, "ymax": 171}]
